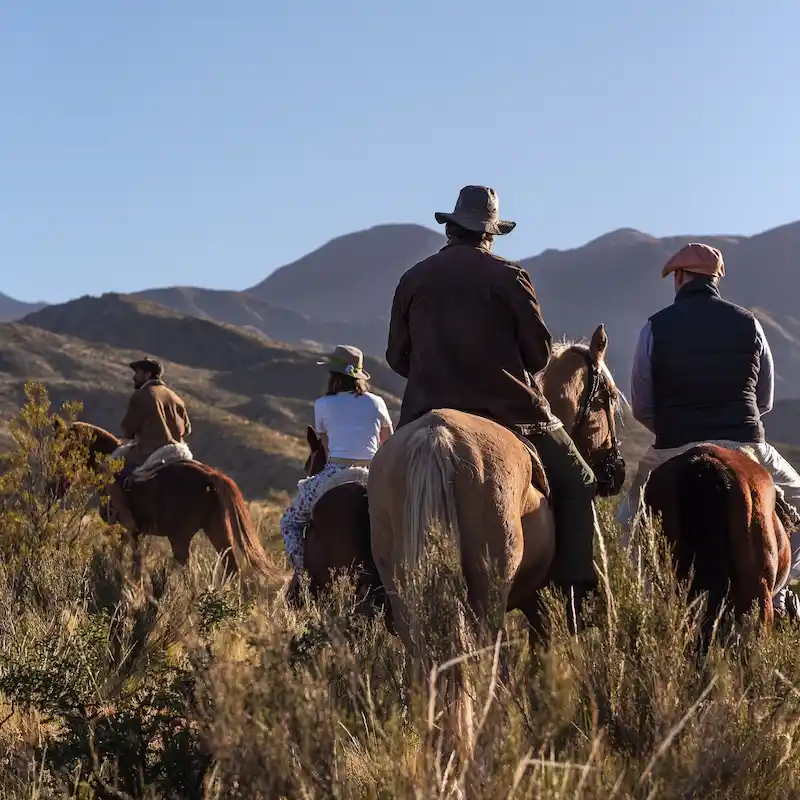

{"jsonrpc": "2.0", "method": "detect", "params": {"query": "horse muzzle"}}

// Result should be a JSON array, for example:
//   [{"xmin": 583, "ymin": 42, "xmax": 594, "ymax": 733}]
[{"xmin": 593, "ymin": 448, "xmax": 626, "ymax": 497}]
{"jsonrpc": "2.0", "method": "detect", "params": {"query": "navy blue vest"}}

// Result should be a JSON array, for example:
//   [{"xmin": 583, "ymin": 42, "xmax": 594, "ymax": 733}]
[{"xmin": 649, "ymin": 278, "xmax": 763, "ymax": 449}]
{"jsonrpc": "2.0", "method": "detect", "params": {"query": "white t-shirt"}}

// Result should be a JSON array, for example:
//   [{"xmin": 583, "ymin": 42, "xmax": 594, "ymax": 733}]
[{"xmin": 314, "ymin": 391, "xmax": 394, "ymax": 461}]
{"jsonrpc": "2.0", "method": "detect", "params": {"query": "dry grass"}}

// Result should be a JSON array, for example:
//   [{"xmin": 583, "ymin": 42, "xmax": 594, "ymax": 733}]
[
  {"xmin": 2, "ymin": 386, "xmax": 800, "ymax": 798},
  {"xmin": 2, "ymin": 494, "xmax": 800, "ymax": 799}
]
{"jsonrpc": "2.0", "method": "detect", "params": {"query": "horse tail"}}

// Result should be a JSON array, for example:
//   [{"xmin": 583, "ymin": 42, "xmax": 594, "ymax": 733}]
[
  {"xmin": 206, "ymin": 471, "xmax": 288, "ymax": 584},
  {"xmin": 404, "ymin": 421, "xmax": 462, "ymax": 580},
  {"xmin": 403, "ymin": 421, "xmax": 475, "ymax": 756},
  {"xmin": 677, "ymin": 451, "xmax": 735, "ymax": 629}
]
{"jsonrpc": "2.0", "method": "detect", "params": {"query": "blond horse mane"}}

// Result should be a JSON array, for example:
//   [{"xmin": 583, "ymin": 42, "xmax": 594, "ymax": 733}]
[{"xmin": 539, "ymin": 338, "xmax": 631, "ymax": 418}]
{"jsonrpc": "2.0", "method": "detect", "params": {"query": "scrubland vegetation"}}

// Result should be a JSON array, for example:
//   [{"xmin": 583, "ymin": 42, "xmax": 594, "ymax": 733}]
[{"xmin": 0, "ymin": 383, "xmax": 798, "ymax": 798}]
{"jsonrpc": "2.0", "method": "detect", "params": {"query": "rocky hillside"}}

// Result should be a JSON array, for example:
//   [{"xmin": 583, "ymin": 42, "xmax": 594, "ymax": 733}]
[{"xmin": 1, "ymin": 298, "xmax": 405, "ymax": 498}]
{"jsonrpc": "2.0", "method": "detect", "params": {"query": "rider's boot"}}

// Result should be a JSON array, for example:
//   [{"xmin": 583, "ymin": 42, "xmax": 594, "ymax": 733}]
[
  {"xmin": 107, "ymin": 481, "xmax": 139, "ymax": 533},
  {"xmin": 775, "ymin": 485, "xmax": 800, "ymax": 529},
  {"xmin": 518, "ymin": 426, "xmax": 600, "ymax": 635}
]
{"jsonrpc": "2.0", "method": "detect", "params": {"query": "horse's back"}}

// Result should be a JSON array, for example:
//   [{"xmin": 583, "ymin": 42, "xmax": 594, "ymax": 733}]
[
  {"xmin": 373, "ymin": 408, "xmax": 532, "ymax": 477},
  {"xmin": 307, "ymin": 482, "xmax": 372, "ymax": 579},
  {"xmin": 369, "ymin": 408, "xmax": 548, "ymax": 590},
  {"xmin": 645, "ymin": 443, "xmax": 785, "ymax": 622}
]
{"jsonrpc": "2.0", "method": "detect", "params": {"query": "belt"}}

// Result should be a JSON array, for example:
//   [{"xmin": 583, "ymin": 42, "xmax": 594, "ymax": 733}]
[{"xmin": 328, "ymin": 457, "xmax": 371, "ymax": 467}]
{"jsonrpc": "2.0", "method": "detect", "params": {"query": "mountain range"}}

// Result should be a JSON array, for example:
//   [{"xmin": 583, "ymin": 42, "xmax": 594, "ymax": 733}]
[
  {"xmin": 6, "ymin": 218, "xmax": 800, "ymax": 398},
  {"xmin": 2, "ymin": 217, "xmax": 800, "ymax": 496}
]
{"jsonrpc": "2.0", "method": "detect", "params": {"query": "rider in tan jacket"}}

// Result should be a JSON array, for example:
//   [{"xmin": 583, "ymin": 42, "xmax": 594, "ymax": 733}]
[{"xmin": 109, "ymin": 357, "xmax": 191, "ymax": 531}]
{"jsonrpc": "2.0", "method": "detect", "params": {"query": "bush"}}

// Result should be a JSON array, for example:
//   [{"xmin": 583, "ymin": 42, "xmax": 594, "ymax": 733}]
[{"xmin": 0, "ymin": 386, "xmax": 799, "ymax": 797}]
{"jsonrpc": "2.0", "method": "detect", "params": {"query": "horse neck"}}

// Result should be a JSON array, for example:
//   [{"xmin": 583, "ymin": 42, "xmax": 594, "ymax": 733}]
[
  {"xmin": 78, "ymin": 424, "xmax": 121, "ymax": 456},
  {"xmin": 539, "ymin": 361, "xmax": 583, "ymax": 430}
]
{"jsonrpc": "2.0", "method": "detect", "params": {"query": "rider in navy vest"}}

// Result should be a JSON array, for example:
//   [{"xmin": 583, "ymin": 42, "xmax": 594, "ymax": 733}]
[{"xmin": 618, "ymin": 242, "xmax": 800, "ymax": 619}]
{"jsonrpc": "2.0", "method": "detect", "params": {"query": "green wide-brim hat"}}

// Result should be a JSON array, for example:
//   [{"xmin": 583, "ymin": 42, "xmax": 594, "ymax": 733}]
[{"xmin": 317, "ymin": 344, "xmax": 371, "ymax": 380}]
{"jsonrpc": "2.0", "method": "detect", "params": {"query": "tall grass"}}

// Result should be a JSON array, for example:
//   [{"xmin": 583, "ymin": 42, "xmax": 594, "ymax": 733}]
[{"xmin": 0, "ymin": 383, "xmax": 799, "ymax": 798}]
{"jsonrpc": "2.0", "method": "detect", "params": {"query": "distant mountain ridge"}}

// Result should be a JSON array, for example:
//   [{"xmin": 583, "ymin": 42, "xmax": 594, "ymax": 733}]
[
  {"xmin": 7, "ymin": 217, "xmax": 800, "ymax": 397},
  {"xmin": 0, "ymin": 292, "xmax": 46, "ymax": 322},
  {"xmin": 246, "ymin": 223, "xmax": 447, "ymax": 321}
]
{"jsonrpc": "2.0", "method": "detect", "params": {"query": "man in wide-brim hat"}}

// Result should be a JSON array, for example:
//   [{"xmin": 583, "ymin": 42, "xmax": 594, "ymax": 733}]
[
  {"xmin": 385, "ymin": 184, "xmax": 601, "ymax": 629},
  {"xmin": 620, "ymin": 241, "xmax": 800, "ymax": 619},
  {"xmin": 433, "ymin": 184, "xmax": 517, "ymax": 236}
]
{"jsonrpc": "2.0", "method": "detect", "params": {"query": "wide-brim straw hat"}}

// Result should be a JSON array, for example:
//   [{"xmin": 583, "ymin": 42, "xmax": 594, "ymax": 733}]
[
  {"xmin": 317, "ymin": 344, "xmax": 371, "ymax": 380},
  {"xmin": 661, "ymin": 242, "xmax": 725, "ymax": 279},
  {"xmin": 434, "ymin": 185, "xmax": 516, "ymax": 235}
]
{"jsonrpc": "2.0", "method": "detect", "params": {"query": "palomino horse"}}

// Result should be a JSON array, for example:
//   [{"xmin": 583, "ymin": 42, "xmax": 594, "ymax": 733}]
[
  {"xmin": 643, "ymin": 443, "xmax": 792, "ymax": 641},
  {"xmin": 293, "ymin": 426, "xmax": 390, "ymax": 623},
  {"xmin": 367, "ymin": 324, "xmax": 625, "ymax": 752},
  {"xmin": 56, "ymin": 421, "xmax": 282, "ymax": 581}
]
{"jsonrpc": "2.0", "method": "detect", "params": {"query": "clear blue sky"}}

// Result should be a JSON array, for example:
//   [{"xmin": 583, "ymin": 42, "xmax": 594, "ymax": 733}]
[{"xmin": 1, "ymin": 1, "xmax": 797, "ymax": 303}]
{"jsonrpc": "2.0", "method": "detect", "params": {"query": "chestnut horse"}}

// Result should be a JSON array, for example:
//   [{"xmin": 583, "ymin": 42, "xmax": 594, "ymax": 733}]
[
  {"xmin": 367, "ymin": 324, "xmax": 626, "ymax": 752},
  {"xmin": 643, "ymin": 443, "xmax": 792, "ymax": 641},
  {"xmin": 58, "ymin": 421, "xmax": 283, "ymax": 581},
  {"xmin": 294, "ymin": 426, "xmax": 390, "ymax": 623}
]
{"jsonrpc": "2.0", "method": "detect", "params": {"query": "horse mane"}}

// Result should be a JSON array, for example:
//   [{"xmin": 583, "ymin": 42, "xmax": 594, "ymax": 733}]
[
  {"xmin": 69, "ymin": 421, "xmax": 122, "ymax": 445},
  {"xmin": 541, "ymin": 338, "xmax": 630, "ymax": 418}
]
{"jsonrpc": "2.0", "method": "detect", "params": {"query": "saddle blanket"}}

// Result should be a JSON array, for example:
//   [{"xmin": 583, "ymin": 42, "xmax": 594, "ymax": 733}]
[
  {"xmin": 111, "ymin": 441, "xmax": 194, "ymax": 484},
  {"xmin": 309, "ymin": 465, "xmax": 369, "ymax": 513}
]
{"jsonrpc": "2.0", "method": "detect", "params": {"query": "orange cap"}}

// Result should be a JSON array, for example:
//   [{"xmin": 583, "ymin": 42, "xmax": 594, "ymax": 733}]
[{"xmin": 661, "ymin": 242, "xmax": 725, "ymax": 279}]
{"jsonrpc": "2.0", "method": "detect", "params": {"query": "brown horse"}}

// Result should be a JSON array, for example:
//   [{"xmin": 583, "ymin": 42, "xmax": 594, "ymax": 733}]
[
  {"xmin": 642, "ymin": 443, "xmax": 792, "ymax": 641},
  {"xmin": 367, "ymin": 324, "xmax": 625, "ymax": 752},
  {"xmin": 57, "ymin": 421, "xmax": 284, "ymax": 582},
  {"xmin": 294, "ymin": 426, "xmax": 390, "ymax": 623}
]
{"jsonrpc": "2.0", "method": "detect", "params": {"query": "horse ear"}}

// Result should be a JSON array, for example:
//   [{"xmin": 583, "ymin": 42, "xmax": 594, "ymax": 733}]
[
  {"xmin": 589, "ymin": 324, "xmax": 608, "ymax": 364},
  {"xmin": 306, "ymin": 426, "xmax": 319, "ymax": 448}
]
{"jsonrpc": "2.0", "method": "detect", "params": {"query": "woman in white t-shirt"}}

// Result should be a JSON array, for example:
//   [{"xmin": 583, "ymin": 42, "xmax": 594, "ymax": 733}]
[{"xmin": 280, "ymin": 345, "xmax": 394, "ymax": 579}]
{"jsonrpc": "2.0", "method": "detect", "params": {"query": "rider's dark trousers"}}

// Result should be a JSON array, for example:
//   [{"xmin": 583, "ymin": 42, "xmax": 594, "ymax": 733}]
[{"xmin": 520, "ymin": 425, "xmax": 598, "ymax": 588}]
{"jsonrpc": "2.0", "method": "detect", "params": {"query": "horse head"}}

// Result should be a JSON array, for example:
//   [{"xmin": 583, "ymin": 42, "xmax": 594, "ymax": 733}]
[
  {"xmin": 508, "ymin": 324, "xmax": 627, "ymax": 497},
  {"xmin": 304, "ymin": 425, "xmax": 327, "ymax": 477},
  {"xmin": 542, "ymin": 324, "xmax": 627, "ymax": 496},
  {"xmin": 50, "ymin": 421, "xmax": 121, "ymax": 501}
]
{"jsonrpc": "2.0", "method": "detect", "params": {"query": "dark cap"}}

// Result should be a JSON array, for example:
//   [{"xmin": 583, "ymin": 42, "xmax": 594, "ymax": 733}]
[{"xmin": 129, "ymin": 357, "xmax": 164, "ymax": 378}]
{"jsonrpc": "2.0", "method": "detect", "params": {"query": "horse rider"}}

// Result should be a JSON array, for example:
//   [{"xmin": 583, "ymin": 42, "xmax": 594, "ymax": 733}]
[
  {"xmin": 618, "ymin": 242, "xmax": 800, "ymax": 618},
  {"xmin": 108, "ymin": 357, "xmax": 192, "ymax": 533},
  {"xmin": 386, "ymin": 184, "xmax": 600, "ymax": 630},
  {"xmin": 280, "ymin": 345, "xmax": 394, "ymax": 583}
]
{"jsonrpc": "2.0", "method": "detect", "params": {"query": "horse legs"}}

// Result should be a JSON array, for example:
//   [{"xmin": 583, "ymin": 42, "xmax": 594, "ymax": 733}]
[
  {"xmin": 128, "ymin": 531, "xmax": 143, "ymax": 583},
  {"xmin": 508, "ymin": 497, "xmax": 557, "ymax": 655},
  {"xmin": 169, "ymin": 533, "xmax": 192, "ymax": 567}
]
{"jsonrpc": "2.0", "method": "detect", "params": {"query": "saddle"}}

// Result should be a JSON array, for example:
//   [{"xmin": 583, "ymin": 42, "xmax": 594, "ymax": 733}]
[
  {"xmin": 115, "ymin": 442, "xmax": 195, "ymax": 491},
  {"xmin": 309, "ymin": 465, "xmax": 370, "ymax": 514},
  {"xmin": 509, "ymin": 429, "xmax": 551, "ymax": 503}
]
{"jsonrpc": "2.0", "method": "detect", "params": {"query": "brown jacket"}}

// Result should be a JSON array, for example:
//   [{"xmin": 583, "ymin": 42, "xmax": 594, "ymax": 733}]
[
  {"xmin": 120, "ymin": 380, "xmax": 192, "ymax": 465},
  {"xmin": 386, "ymin": 241, "xmax": 557, "ymax": 429}
]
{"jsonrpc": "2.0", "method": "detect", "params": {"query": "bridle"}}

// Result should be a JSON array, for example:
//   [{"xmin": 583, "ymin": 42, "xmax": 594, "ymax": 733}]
[{"xmin": 571, "ymin": 349, "xmax": 622, "ymax": 459}]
